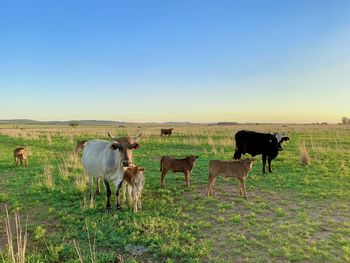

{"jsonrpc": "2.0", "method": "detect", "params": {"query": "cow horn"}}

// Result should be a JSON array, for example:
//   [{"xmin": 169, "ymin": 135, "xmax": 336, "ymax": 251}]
[{"xmin": 108, "ymin": 132, "xmax": 117, "ymax": 140}]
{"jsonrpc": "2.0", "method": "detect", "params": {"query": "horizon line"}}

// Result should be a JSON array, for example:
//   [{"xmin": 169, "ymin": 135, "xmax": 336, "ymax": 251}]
[{"xmin": 0, "ymin": 118, "xmax": 340, "ymax": 125}]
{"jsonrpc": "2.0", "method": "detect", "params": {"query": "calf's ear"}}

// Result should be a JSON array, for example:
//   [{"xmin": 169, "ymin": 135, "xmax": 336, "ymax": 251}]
[
  {"xmin": 138, "ymin": 168, "xmax": 145, "ymax": 172},
  {"xmin": 281, "ymin": 137, "xmax": 289, "ymax": 142},
  {"xmin": 110, "ymin": 143, "xmax": 122, "ymax": 150}
]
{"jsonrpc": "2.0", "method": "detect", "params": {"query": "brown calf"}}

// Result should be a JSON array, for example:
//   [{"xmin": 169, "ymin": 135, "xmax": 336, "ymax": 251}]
[
  {"xmin": 160, "ymin": 155, "xmax": 199, "ymax": 188},
  {"xmin": 122, "ymin": 166, "xmax": 145, "ymax": 212},
  {"xmin": 75, "ymin": 140, "xmax": 87, "ymax": 153},
  {"xmin": 207, "ymin": 158, "xmax": 256, "ymax": 198},
  {"xmin": 13, "ymin": 147, "xmax": 28, "ymax": 167},
  {"xmin": 160, "ymin": 128, "xmax": 173, "ymax": 136}
]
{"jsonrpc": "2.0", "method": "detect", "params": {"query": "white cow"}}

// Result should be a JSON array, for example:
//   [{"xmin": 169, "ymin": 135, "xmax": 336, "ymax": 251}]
[{"xmin": 82, "ymin": 133, "xmax": 141, "ymax": 211}]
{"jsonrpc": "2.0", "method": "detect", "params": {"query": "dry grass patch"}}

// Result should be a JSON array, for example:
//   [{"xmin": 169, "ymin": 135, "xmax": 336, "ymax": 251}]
[
  {"xmin": 299, "ymin": 143, "xmax": 311, "ymax": 166},
  {"xmin": 2, "ymin": 205, "xmax": 28, "ymax": 263}
]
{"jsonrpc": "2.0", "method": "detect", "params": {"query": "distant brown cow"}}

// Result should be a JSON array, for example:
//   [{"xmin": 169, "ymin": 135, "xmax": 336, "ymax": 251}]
[
  {"xmin": 75, "ymin": 140, "xmax": 87, "ymax": 153},
  {"xmin": 207, "ymin": 158, "xmax": 256, "ymax": 198},
  {"xmin": 13, "ymin": 147, "xmax": 28, "ymax": 167},
  {"xmin": 160, "ymin": 128, "xmax": 173, "ymax": 136},
  {"xmin": 122, "ymin": 166, "xmax": 145, "ymax": 212},
  {"xmin": 160, "ymin": 155, "xmax": 199, "ymax": 188}
]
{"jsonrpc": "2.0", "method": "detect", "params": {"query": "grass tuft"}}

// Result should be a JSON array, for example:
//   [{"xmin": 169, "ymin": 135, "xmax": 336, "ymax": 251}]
[{"xmin": 299, "ymin": 143, "xmax": 311, "ymax": 166}]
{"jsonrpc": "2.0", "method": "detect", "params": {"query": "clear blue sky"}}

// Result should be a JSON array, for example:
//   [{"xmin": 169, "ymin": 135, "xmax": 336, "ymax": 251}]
[{"xmin": 1, "ymin": 0, "xmax": 349, "ymax": 123}]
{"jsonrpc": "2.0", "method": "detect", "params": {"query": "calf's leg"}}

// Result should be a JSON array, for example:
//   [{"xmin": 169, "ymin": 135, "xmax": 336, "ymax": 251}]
[
  {"xmin": 242, "ymin": 178, "xmax": 248, "ymax": 198},
  {"xmin": 127, "ymin": 183, "xmax": 133, "ymax": 205},
  {"xmin": 206, "ymin": 174, "xmax": 217, "ymax": 196},
  {"xmin": 238, "ymin": 178, "xmax": 247, "ymax": 199},
  {"xmin": 132, "ymin": 186, "xmax": 138, "ymax": 212},
  {"xmin": 160, "ymin": 170, "xmax": 168, "ymax": 188},
  {"xmin": 238, "ymin": 178, "xmax": 244, "ymax": 196},
  {"xmin": 137, "ymin": 192, "xmax": 142, "ymax": 210},
  {"xmin": 184, "ymin": 172, "xmax": 190, "ymax": 188}
]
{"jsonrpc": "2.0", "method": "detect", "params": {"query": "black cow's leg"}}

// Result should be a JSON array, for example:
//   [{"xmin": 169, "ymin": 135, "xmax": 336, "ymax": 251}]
[
  {"xmin": 262, "ymin": 155, "xmax": 267, "ymax": 174},
  {"xmin": 233, "ymin": 150, "xmax": 242, "ymax": 160},
  {"xmin": 115, "ymin": 180, "xmax": 124, "ymax": 210},
  {"xmin": 104, "ymin": 179, "xmax": 111, "ymax": 212},
  {"xmin": 268, "ymin": 157, "xmax": 273, "ymax": 173}
]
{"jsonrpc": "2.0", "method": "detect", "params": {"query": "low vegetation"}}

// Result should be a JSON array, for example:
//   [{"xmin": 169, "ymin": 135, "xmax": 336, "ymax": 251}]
[{"xmin": 0, "ymin": 124, "xmax": 349, "ymax": 262}]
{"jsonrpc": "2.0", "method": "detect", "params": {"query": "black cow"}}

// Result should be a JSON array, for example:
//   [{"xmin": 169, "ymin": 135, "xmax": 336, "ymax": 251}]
[
  {"xmin": 160, "ymin": 128, "xmax": 174, "ymax": 136},
  {"xmin": 233, "ymin": 130, "xmax": 289, "ymax": 174}
]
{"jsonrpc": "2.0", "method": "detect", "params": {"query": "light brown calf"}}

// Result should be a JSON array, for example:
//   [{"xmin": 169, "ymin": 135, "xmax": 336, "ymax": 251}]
[
  {"xmin": 207, "ymin": 158, "xmax": 256, "ymax": 198},
  {"xmin": 122, "ymin": 166, "xmax": 145, "ymax": 212},
  {"xmin": 13, "ymin": 147, "xmax": 28, "ymax": 167},
  {"xmin": 160, "ymin": 155, "xmax": 199, "ymax": 188}
]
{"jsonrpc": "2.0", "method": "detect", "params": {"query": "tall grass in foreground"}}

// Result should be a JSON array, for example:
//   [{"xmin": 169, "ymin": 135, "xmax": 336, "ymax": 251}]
[
  {"xmin": 73, "ymin": 220, "xmax": 97, "ymax": 263},
  {"xmin": 1, "ymin": 205, "xmax": 28, "ymax": 263}
]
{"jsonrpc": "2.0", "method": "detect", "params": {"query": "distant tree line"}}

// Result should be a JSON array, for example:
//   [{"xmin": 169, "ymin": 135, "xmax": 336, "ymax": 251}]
[
  {"xmin": 342, "ymin": 116, "xmax": 350, "ymax": 125},
  {"xmin": 69, "ymin": 122, "xmax": 79, "ymax": 128}
]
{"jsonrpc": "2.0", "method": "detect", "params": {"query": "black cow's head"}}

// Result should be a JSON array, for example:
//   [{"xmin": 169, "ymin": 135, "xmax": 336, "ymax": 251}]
[{"xmin": 274, "ymin": 133, "xmax": 290, "ymax": 151}]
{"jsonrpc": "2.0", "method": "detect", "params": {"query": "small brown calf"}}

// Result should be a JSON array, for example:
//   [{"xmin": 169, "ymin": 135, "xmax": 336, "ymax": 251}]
[
  {"xmin": 75, "ymin": 140, "xmax": 87, "ymax": 153},
  {"xmin": 122, "ymin": 166, "xmax": 145, "ymax": 212},
  {"xmin": 13, "ymin": 147, "xmax": 28, "ymax": 167},
  {"xmin": 160, "ymin": 155, "xmax": 199, "ymax": 188},
  {"xmin": 207, "ymin": 158, "xmax": 256, "ymax": 198}
]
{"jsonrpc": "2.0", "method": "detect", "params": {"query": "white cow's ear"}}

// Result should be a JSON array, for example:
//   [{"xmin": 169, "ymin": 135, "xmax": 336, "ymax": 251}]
[
  {"xmin": 129, "ymin": 143, "xmax": 140, "ymax": 150},
  {"xmin": 110, "ymin": 143, "xmax": 122, "ymax": 150}
]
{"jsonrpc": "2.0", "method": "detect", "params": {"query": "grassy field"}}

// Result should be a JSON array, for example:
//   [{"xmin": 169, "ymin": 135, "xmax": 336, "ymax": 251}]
[{"xmin": 0, "ymin": 124, "xmax": 349, "ymax": 262}]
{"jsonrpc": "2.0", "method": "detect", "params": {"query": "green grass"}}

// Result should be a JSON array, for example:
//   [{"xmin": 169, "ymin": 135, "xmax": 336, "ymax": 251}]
[{"xmin": 0, "ymin": 124, "xmax": 350, "ymax": 262}]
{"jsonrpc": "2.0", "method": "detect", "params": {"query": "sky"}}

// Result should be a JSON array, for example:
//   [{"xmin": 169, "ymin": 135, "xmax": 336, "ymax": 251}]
[{"xmin": 0, "ymin": 0, "xmax": 349, "ymax": 123}]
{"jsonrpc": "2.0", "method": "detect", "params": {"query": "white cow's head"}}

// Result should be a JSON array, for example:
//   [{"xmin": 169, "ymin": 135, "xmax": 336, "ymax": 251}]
[{"xmin": 108, "ymin": 132, "xmax": 142, "ymax": 167}]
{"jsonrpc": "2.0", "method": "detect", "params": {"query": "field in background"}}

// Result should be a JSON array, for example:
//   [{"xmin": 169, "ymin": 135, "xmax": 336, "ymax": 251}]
[{"xmin": 0, "ymin": 124, "xmax": 349, "ymax": 262}]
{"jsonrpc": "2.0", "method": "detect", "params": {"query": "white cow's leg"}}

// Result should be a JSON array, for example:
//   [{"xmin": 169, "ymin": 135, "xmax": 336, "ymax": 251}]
[
  {"xmin": 96, "ymin": 177, "xmax": 101, "ymax": 195},
  {"xmin": 89, "ymin": 175, "xmax": 94, "ymax": 202},
  {"xmin": 104, "ymin": 179, "xmax": 112, "ymax": 212}
]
